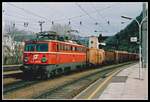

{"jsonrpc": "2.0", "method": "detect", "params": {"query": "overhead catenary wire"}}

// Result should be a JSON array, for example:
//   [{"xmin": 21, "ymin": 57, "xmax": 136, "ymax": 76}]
[
  {"xmin": 90, "ymin": 5, "xmax": 107, "ymax": 34},
  {"xmin": 54, "ymin": 3, "xmax": 119, "ymax": 22},
  {"xmin": 3, "ymin": 13, "xmax": 38, "ymax": 23},
  {"xmin": 91, "ymin": 4, "xmax": 108, "ymax": 23},
  {"xmin": 74, "ymin": 3, "xmax": 120, "ymax": 32},
  {"xmin": 4, "ymin": 13, "xmax": 54, "ymax": 28},
  {"xmin": 75, "ymin": 3, "xmax": 97, "ymax": 22},
  {"xmin": 4, "ymin": 19, "xmax": 39, "ymax": 31},
  {"xmin": 3, "ymin": 11, "xmax": 40, "ymax": 22},
  {"xmin": 4, "ymin": 3, "xmax": 121, "ymax": 35},
  {"xmin": 7, "ymin": 3, "xmax": 50, "ymax": 21},
  {"xmin": 5, "ymin": 2, "xmax": 119, "ymax": 25},
  {"xmin": 75, "ymin": 3, "xmax": 103, "ymax": 33}
]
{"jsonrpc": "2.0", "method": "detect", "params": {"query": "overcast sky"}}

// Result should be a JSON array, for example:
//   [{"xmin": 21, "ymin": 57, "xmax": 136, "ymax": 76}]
[{"xmin": 2, "ymin": 2, "xmax": 145, "ymax": 37}]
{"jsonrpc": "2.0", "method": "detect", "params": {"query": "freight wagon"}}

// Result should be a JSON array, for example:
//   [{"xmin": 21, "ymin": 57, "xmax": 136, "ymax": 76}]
[{"xmin": 87, "ymin": 48, "xmax": 105, "ymax": 66}]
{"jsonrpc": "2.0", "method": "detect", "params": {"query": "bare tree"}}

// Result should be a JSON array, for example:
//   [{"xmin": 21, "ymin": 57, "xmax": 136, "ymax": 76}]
[{"xmin": 4, "ymin": 23, "xmax": 18, "ymax": 40}]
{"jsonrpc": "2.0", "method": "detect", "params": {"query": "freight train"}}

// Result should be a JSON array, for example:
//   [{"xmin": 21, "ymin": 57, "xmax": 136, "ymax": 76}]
[{"xmin": 20, "ymin": 33, "xmax": 138, "ymax": 79}]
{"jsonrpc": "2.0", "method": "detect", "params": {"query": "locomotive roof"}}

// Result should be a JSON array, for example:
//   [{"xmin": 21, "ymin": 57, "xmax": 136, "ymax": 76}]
[{"xmin": 25, "ymin": 39, "xmax": 87, "ymax": 48}]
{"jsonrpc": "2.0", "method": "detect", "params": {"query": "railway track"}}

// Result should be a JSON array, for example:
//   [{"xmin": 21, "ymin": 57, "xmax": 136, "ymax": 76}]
[
  {"xmin": 33, "ymin": 62, "xmax": 136, "ymax": 99},
  {"xmin": 3, "ymin": 65, "xmax": 22, "ymax": 72},
  {"xmin": 34, "ymin": 68, "xmax": 113, "ymax": 99},
  {"xmin": 3, "ymin": 80, "xmax": 39, "ymax": 94},
  {"xmin": 3, "ymin": 62, "xmax": 136, "ymax": 99},
  {"xmin": 3, "ymin": 65, "xmax": 23, "ymax": 80}
]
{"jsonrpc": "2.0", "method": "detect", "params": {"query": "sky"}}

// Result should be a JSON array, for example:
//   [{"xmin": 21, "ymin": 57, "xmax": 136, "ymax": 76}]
[{"xmin": 2, "ymin": 2, "xmax": 145, "ymax": 37}]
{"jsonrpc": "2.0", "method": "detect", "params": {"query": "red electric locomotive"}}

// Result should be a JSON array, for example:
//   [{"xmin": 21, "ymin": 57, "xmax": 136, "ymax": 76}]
[{"xmin": 20, "ymin": 32, "xmax": 87, "ymax": 79}]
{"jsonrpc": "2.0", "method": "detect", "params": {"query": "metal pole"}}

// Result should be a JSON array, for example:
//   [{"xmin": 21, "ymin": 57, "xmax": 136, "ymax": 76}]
[
  {"xmin": 138, "ymin": 16, "xmax": 147, "ymax": 79},
  {"xmin": 134, "ymin": 19, "xmax": 141, "ymax": 80},
  {"xmin": 38, "ymin": 21, "xmax": 45, "ymax": 33},
  {"xmin": 121, "ymin": 15, "xmax": 147, "ymax": 80},
  {"xmin": 139, "ymin": 24, "xmax": 141, "ymax": 79}
]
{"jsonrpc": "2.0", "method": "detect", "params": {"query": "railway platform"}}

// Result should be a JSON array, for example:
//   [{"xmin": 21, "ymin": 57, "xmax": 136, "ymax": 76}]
[{"xmin": 74, "ymin": 63, "xmax": 148, "ymax": 100}]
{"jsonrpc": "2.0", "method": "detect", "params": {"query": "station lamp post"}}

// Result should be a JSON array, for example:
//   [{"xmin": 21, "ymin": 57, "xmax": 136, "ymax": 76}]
[{"xmin": 121, "ymin": 15, "xmax": 147, "ymax": 80}]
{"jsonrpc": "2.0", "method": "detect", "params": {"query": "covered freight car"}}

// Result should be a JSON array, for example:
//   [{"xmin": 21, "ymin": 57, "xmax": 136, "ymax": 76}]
[
  {"xmin": 115, "ymin": 51, "xmax": 129, "ymax": 63},
  {"xmin": 105, "ymin": 51, "xmax": 115, "ymax": 64},
  {"xmin": 87, "ymin": 48, "xmax": 105, "ymax": 66}
]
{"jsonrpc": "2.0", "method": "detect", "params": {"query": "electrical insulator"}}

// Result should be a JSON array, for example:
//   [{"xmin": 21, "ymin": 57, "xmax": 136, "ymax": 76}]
[
  {"xmin": 95, "ymin": 22, "xmax": 98, "ymax": 25},
  {"xmin": 52, "ymin": 21, "xmax": 54, "ymax": 25},
  {"xmin": 24, "ymin": 22, "xmax": 28, "ymax": 27},
  {"xmin": 107, "ymin": 21, "xmax": 110, "ymax": 24},
  {"xmin": 80, "ymin": 21, "xmax": 82, "ymax": 25}
]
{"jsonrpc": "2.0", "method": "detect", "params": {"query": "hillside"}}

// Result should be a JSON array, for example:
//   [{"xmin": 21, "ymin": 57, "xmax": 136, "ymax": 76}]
[{"xmin": 103, "ymin": 12, "xmax": 143, "ymax": 53}]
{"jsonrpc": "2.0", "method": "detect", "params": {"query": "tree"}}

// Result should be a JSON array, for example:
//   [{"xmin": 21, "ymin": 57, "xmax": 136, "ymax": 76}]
[{"xmin": 4, "ymin": 23, "xmax": 18, "ymax": 39}]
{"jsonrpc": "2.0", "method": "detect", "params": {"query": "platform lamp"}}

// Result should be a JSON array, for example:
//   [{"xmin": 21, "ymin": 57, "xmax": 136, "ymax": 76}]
[{"xmin": 121, "ymin": 15, "xmax": 147, "ymax": 80}]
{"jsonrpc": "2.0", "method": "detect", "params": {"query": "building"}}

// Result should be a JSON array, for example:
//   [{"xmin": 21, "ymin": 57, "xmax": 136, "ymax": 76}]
[{"xmin": 89, "ymin": 36, "xmax": 99, "ymax": 49}]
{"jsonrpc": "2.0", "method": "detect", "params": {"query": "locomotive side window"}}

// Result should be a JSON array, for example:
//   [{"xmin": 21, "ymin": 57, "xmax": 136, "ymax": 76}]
[
  {"xmin": 25, "ymin": 43, "xmax": 48, "ymax": 52},
  {"xmin": 25, "ymin": 44, "xmax": 35, "ymax": 51},
  {"xmin": 65, "ymin": 45, "xmax": 68, "ymax": 51},
  {"xmin": 68, "ymin": 45, "xmax": 70, "ymax": 51},
  {"xmin": 77, "ymin": 47, "xmax": 80, "ymax": 52},
  {"xmin": 36, "ymin": 43, "xmax": 48, "ymax": 52},
  {"xmin": 66, "ymin": 45, "xmax": 70, "ymax": 51},
  {"xmin": 80, "ymin": 48, "xmax": 82, "ymax": 52},
  {"xmin": 58, "ymin": 43, "xmax": 61, "ymax": 51},
  {"xmin": 63, "ymin": 44, "xmax": 65, "ymax": 51},
  {"xmin": 59, "ymin": 43, "xmax": 62, "ymax": 51},
  {"xmin": 65, "ymin": 45, "xmax": 67, "ymax": 51}
]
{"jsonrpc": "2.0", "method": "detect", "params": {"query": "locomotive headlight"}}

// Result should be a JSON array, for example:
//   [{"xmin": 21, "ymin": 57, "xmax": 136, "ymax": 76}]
[
  {"xmin": 41, "ymin": 57, "xmax": 47, "ymax": 63},
  {"xmin": 24, "ymin": 57, "xmax": 28, "ymax": 62}
]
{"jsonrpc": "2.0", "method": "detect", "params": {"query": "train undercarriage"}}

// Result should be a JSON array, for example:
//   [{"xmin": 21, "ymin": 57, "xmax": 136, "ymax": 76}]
[{"xmin": 20, "ymin": 62, "xmax": 87, "ymax": 79}]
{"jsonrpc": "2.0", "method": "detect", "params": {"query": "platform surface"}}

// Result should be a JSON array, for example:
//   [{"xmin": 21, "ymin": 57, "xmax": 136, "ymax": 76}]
[{"xmin": 99, "ymin": 63, "xmax": 148, "ymax": 100}]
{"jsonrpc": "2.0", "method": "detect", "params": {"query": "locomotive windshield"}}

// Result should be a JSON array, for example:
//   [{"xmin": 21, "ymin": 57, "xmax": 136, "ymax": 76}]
[{"xmin": 25, "ymin": 43, "xmax": 48, "ymax": 52}]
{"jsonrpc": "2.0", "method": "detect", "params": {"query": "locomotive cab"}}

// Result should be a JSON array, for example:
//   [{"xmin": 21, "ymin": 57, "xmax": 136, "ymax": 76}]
[{"xmin": 23, "ymin": 41, "xmax": 49, "ymax": 65}]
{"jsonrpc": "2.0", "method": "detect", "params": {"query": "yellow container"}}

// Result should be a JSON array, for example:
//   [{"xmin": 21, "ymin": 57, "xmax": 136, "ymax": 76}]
[{"xmin": 87, "ymin": 48, "xmax": 105, "ymax": 65}]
